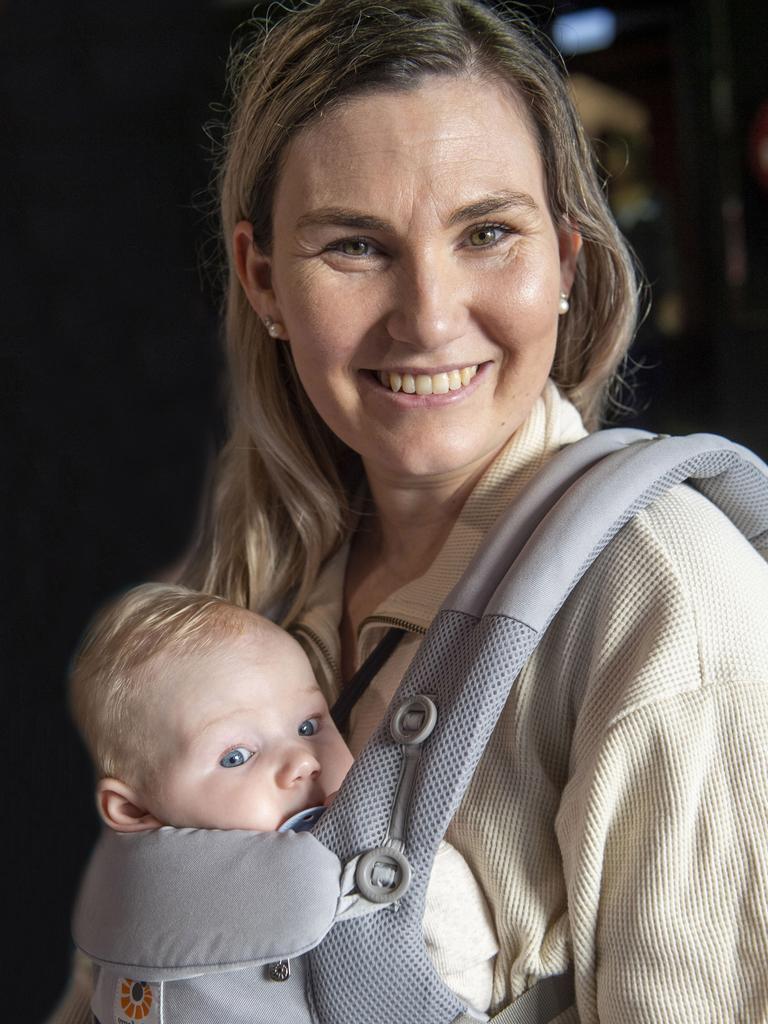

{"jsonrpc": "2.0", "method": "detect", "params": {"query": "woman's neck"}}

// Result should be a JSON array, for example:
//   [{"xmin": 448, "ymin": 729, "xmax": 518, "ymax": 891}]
[
  {"xmin": 342, "ymin": 454, "xmax": 496, "ymax": 653},
  {"xmin": 362, "ymin": 473, "xmax": 472, "ymax": 579}
]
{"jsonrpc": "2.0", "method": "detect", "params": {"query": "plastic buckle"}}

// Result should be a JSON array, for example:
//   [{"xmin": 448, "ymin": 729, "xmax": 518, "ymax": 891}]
[
  {"xmin": 390, "ymin": 695, "xmax": 438, "ymax": 745},
  {"xmin": 355, "ymin": 845, "xmax": 412, "ymax": 904}
]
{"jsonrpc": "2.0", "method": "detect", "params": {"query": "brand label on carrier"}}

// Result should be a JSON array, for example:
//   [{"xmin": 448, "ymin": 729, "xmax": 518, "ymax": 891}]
[{"xmin": 113, "ymin": 979, "xmax": 160, "ymax": 1024}]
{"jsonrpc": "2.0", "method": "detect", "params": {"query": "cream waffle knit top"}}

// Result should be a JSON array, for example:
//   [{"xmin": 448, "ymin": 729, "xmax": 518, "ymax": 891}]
[
  {"xmin": 50, "ymin": 381, "xmax": 768, "ymax": 1023},
  {"xmin": 293, "ymin": 381, "xmax": 768, "ymax": 1022}
]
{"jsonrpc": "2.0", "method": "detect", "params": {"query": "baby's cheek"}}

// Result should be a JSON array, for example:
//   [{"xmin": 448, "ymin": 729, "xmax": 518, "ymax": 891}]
[{"xmin": 333, "ymin": 745, "xmax": 355, "ymax": 783}]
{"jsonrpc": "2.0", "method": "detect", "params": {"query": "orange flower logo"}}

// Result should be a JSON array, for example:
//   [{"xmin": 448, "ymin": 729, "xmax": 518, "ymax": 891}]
[{"xmin": 119, "ymin": 980, "xmax": 154, "ymax": 1020}]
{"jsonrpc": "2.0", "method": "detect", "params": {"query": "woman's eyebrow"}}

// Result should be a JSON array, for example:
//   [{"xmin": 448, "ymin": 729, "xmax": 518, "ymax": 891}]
[
  {"xmin": 295, "ymin": 191, "xmax": 538, "ymax": 233},
  {"xmin": 296, "ymin": 209, "xmax": 391, "ymax": 232},
  {"xmin": 447, "ymin": 190, "xmax": 539, "ymax": 226}
]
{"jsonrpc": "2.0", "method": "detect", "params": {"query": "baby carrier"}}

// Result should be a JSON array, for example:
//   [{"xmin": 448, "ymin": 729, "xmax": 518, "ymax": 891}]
[{"xmin": 73, "ymin": 429, "xmax": 768, "ymax": 1024}]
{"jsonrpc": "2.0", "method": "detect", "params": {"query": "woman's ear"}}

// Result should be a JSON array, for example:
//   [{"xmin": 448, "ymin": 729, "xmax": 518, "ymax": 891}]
[
  {"xmin": 95, "ymin": 778, "xmax": 164, "ymax": 833},
  {"xmin": 558, "ymin": 224, "xmax": 583, "ymax": 295},
  {"xmin": 232, "ymin": 220, "xmax": 286, "ymax": 334}
]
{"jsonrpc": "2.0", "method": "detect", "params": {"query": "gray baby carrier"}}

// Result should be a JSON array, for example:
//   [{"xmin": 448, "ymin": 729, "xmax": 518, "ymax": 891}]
[{"xmin": 73, "ymin": 429, "xmax": 768, "ymax": 1024}]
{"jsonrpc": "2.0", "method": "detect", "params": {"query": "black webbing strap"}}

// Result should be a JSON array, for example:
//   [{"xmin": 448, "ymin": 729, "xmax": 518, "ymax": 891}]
[{"xmin": 331, "ymin": 627, "xmax": 406, "ymax": 731}]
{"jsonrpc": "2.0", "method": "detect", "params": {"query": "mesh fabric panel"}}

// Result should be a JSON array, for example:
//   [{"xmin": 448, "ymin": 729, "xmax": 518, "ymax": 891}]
[{"xmin": 311, "ymin": 612, "xmax": 538, "ymax": 1024}]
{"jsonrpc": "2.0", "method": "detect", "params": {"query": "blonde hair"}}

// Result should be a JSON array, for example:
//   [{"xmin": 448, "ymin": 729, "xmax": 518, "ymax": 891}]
[
  {"xmin": 186, "ymin": 0, "xmax": 639, "ymax": 621},
  {"xmin": 69, "ymin": 583, "xmax": 249, "ymax": 785}
]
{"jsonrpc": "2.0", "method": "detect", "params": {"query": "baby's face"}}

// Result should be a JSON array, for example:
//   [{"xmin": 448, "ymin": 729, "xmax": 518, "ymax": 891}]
[{"xmin": 143, "ymin": 620, "xmax": 353, "ymax": 831}]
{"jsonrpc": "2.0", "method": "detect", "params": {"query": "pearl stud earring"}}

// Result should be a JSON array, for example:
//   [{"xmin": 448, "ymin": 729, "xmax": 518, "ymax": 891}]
[
  {"xmin": 263, "ymin": 316, "xmax": 286, "ymax": 338},
  {"xmin": 558, "ymin": 292, "xmax": 570, "ymax": 315}
]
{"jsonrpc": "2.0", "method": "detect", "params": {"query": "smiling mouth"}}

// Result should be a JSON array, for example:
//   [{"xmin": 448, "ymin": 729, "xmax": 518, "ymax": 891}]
[{"xmin": 374, "ymin": 365, "xmax": 479, "ymax": 395}]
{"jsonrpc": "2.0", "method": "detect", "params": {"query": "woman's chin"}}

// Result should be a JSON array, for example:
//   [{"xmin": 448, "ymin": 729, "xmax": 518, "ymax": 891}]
[
  {"xmin": 335, "ymin": 363, "xmax": 538, "ymax": 483},
  {"xmin": 360, "ymin": 433, "xmax": 512, "ymax": 485}
]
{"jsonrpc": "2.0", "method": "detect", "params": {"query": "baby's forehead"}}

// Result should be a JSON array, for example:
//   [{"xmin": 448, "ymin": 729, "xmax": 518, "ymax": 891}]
[
  {"xmin": 142, "ymin": 619, "xmax": 321, "ymax": 707},
  {"xmin": 232, "ymin": 614, "xmax": 312, "ymax": 668},
  {"xmin": 154, "ymin": 608, "xmax": 294, "ymax": 660},
  {"xmin": 118, "ymin": 618, "xmax": 310, "ymax": 763}
]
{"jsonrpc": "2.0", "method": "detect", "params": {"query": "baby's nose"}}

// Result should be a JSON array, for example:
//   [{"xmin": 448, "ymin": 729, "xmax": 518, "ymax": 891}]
[{"xmin": 277, "ymin": 747, "xmax": 321, "ymax": 787}]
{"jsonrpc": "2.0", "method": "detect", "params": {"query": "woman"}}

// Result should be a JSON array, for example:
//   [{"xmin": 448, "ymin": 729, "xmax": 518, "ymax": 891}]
[{"xmin": 55, "ymin": 1, "xmax": 768, "ymax": 1021}]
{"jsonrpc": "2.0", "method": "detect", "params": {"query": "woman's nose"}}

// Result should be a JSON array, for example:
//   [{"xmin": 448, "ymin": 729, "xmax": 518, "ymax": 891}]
[
  {"xmin": 385, "ymin": 251, "xmax": 468, "ymax": 350},
  {"xmin": 275, "ymin": 745, "xmax": 321, "ymax": 788}
]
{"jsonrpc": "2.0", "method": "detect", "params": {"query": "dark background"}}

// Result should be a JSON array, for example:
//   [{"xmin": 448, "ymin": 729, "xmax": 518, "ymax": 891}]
[{"xmin": 2, "ymin": 1, "xmax": 766, "ymax": 1018}]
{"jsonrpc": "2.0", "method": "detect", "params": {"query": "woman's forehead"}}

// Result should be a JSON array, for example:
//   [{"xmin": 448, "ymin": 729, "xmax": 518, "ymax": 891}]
[{"xmin": 273, "ymin": 76, "xmax": 546, "ymax": 225}]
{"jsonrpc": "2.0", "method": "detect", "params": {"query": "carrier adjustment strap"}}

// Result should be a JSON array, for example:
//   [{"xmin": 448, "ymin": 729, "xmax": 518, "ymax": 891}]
[
  {"xmin": 331, "ymin": 627, "xmax": 406, "ymax": 731},
  {"xmin": 354, "ymin": 694, "xmax": 438, "ymax": 906},
  {"xmin": 453, "ymin": 968, "xmax": 575, "ymax": 1024}
]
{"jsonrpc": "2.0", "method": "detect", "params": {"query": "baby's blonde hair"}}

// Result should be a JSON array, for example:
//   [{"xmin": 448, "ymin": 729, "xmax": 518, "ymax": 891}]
[{"xmin": 69, "ymin": 583, "xmax": 250, "ymax": 786}]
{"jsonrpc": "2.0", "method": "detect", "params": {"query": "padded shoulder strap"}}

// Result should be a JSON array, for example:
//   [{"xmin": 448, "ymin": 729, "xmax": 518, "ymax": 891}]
[
  {"xmin": 73, "ymin": 826, "xmax": 343, "ymax": 980},
  {"xmin": 447, "ymin": 431, "xmax": 768, "ymax": 622},
  {"xmin": 319, "ymin": 430, "xmax": 768, "ymax": 859},
  {"xmin": 443, "ymin": 427, "xmax": 654, "ymax": 617},
  {"xmin": 310, "ymin": 430, "xmax": 768, "ymax": 1024},
  {"xmin": 482, "ymin": 432, "xmax": 768, "ymax": 629}
]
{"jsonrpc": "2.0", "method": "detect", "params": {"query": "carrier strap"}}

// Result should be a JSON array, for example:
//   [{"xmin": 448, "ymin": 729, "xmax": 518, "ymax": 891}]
[
  {"xmin": 311, "ymin": 431, "xmax": 768, "ymax": 1024},
  {"xmin": 454, "ymin": 968, "xmax": 575, "ymax": 1024},
  {"xmin": 331, "ymin": 626, "xmax": 406, "ymax": 731},
  {"xmin": 446, "ymin": 430, "xmax": 768, "ymax": 620}
]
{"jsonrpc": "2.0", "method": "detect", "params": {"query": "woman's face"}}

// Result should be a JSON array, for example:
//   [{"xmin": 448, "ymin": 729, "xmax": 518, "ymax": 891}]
[{"xmin": 237, "ymin": 76, "xmax": 580, "ymax": 484}]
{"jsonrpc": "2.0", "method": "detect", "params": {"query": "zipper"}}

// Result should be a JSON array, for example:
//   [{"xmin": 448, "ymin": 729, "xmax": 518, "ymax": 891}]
[
  {"xmin": 294, "ymin": 615, "xmax": 427, "ymax": 691},
  {"xmin": 358, "ymin": 614, "xmax": 428, "ymax": 636},
  {"xmin": 292, "ymin": 623, "xmax": 342, "ymax": 687}
]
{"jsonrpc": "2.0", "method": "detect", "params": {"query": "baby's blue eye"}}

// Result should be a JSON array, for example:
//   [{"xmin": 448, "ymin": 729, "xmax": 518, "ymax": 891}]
[
  {"xmin": 298, "ymin": 718, "xmax": 319, "ymax": 737},
  {"xmin": 220, "ymin": 746, "xmax": 253, "ymax": 768}
]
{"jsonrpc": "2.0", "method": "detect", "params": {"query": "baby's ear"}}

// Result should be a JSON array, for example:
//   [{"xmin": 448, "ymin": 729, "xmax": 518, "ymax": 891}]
[{"xmin": 96, "ymin": 778, "xmax": 164, "ymax": 833}]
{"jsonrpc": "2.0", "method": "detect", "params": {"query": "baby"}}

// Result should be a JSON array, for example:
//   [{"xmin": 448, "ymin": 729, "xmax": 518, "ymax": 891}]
[{"xmin": 69, "ymin": 583, "xmax": 498, "ymax": 1017}]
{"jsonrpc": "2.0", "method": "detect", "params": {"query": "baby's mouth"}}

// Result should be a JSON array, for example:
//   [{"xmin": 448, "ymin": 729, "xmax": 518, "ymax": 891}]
[
  {"xmin": 277, "ymin": 805, "xmax": 327, "ymax": 833},
  {"xmin": 373, "ymin": 365, "xmax": 479, "ymax": 395}
]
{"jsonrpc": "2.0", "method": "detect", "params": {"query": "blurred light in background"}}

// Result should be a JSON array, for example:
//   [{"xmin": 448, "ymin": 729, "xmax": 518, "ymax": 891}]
[{"xmin": 552, "ymin": 7, "xmax": 618, "ymax": 55}]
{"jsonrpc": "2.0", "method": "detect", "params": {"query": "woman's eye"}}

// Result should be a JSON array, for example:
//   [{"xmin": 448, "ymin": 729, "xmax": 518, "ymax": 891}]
[
  {"xmin": 328, "ymin": 238, "xmax": 376, "ymax": 258},
  {"xmin": 219, "ymin": 746, "xmax": 254, "ymax": 768},
  {"xmin": 467, "ymin": 224, "xmax": 508, "ymax": 247},
  {"xmin": 298, "ymin": 718, "xmax": 319, "ymax": 737}
]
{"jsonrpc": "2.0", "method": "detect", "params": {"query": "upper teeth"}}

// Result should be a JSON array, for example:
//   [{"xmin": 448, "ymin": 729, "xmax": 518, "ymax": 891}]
[{"xmin": 377, "ymin": 366, "xmax": 478, "ymax": 395}]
